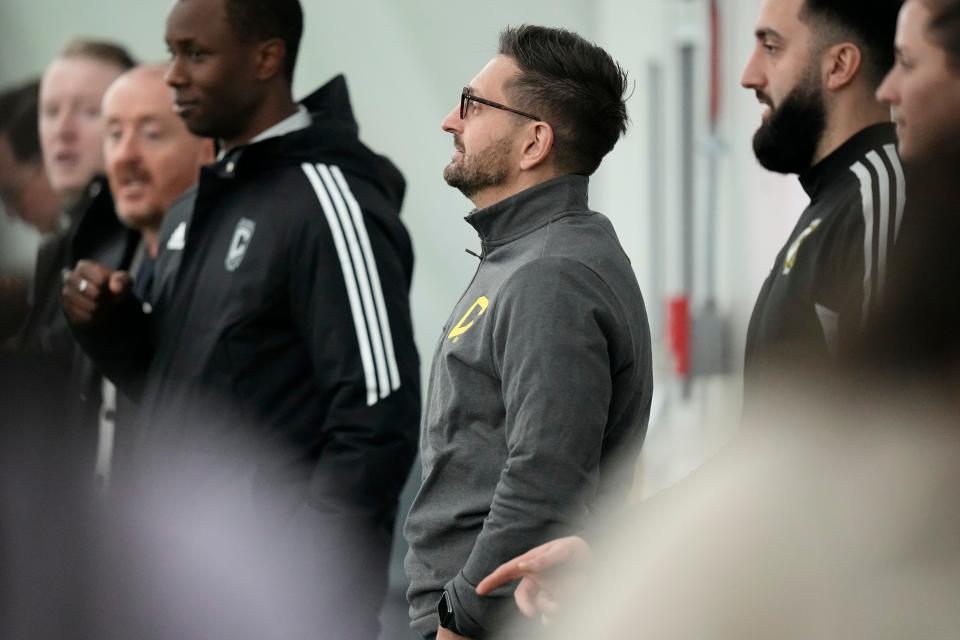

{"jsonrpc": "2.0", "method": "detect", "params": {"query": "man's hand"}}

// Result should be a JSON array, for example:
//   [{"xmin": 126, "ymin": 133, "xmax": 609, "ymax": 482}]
[
  {"xmin": 0, "ymin": 276, "xmax": 29, "ymax": 340},
  {"xmin": 475, "ymin": 536, "xmax": 591, "ymax": 625},
  {"xmin": 437, "ymin": 626, "xmax": 471, "ymax": 640},
  {"xmin": 62, "ymin": 260, "xmax": 132, "ymax": 326}
]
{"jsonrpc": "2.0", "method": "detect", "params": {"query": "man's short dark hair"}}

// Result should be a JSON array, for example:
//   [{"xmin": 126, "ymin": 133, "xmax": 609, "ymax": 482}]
[
  {"xmin": 0, "ymin": 79, "xmax": 42, "ymax": 165},
  {"xmin": 800, "ymin": 0, "xmax": 904, "ymax": 87},
  {"xmin": 498, "ymin": 25, "xmax": 628, "ymax": 176},
  {"xmin": 60, "ymin": 38, "xmax": 137, "ymax": 71},
  {"xmin": 224, "ymin": 0, "xmax": 303, "ymax": 82},
  {"xmin": 926, "ymin": 0, "xmax": 960, "ymax": 69}
]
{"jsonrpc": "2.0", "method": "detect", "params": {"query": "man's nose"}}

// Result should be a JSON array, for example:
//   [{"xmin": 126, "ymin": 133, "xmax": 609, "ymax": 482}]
[
  {"xmin": 740, "ymin": 51, "xmax": 764, "ymax": 90},
  {"xmin": 111, "ymin": 130, "xmax": 142, "ymax": 167},
  {"xmin": 54, "ymin": 107, "xmax": 79, "ymax": 141},
  {"xmin": 441, "ymin": 103, "xmax": 462, "ymax": 134},
  {"xmin": 165, "ymin": 57, "xmax": 188, "ymax": 88}
]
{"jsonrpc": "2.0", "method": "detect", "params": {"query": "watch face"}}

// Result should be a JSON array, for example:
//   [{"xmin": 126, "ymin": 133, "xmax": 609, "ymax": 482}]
[{"xmin": 437, "ymin": 591, "xmax": 454, "ymax": 628}]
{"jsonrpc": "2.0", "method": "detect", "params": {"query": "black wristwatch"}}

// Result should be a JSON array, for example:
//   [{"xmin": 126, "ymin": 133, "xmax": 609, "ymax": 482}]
[{"xmin": 437, "ymin": 590, "xmax": 457, "ymax": 631}]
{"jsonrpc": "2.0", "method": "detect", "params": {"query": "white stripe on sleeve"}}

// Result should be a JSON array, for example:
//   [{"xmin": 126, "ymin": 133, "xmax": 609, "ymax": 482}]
[
  {"xmin": 316, "ymin": 163, "xmax": 392, "ymax": 400},
  {"xmin": 865, "ymin": 150, "xmax": 891, "ymax": 295},
  {"xmin": 883, "ymin": 143, "xmax": 906, "ymax": 241},
  {"xmin": 329, "ymin": 165, "xmax": 401, "ymax": 393},
  {"xmin": 850, "ymin": 160, "xmax": 876, "ymax": 324},
  {"xmin": 301, "ymin": 163, "xmax": 379, "ymax": 406}
]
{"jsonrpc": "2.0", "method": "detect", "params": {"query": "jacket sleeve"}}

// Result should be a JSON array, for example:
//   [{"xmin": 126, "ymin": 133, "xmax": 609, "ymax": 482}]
[
  {"xmin": 288, "ymin": 163, "xmax": 420, "ymax": 533},
  {"xmin": 16, "ymin": 234, "xmax": 75, "ymax": 369},
  {"xmin": 821, "ymin": 183, "xmax": 902, "ymax": 358},
  {"xmin": 68, "ymin": 293, "xmax": 152, "ymax": 402},
  {"xmin": 444, "ymin": 257, "xmax": 618, "ymax": 638}
]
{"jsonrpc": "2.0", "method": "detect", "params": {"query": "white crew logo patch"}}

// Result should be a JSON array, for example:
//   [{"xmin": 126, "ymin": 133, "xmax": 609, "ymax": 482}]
[
  {"xmin": 225, "ymin": 218, "xmax": 256, "ymax": 272},
  {"xmin": 166, "ymin": 221, "xmax": 186, "ymax": 251}
]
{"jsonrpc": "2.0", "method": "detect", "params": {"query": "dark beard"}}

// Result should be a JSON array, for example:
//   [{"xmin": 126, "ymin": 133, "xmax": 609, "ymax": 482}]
[
  {"xmin": 752, "ymin": 81, "xmax": 827, "ymax": 175},
  {"xmin": 443, "ymin": 135, "xmax": 512, "ymax": 200}
]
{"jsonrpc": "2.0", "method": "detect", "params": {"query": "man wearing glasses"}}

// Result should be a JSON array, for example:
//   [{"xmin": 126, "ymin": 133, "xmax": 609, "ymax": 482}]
[{"xmin": 404, "ymin": 25, "xmax": 653, "ymax": 640}]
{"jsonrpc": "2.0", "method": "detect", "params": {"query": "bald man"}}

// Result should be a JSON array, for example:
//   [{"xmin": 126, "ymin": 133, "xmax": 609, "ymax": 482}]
[
  {"xmin": 102, "ymin": 63, "xmax": 214, "ymax": 263},
  {"xmin": 68, "ymin": 63, "xmax": 213, "ymax": 308}
]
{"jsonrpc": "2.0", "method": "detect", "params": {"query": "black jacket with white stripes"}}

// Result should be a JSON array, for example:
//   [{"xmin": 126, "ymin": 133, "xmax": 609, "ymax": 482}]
[
  {"xmin": 744, "ymin": 123, "xmax": 904, "ymax": 392},
  {"xmin": 72, "ymin": 77, "xmax": 420, "ymax": 541}
]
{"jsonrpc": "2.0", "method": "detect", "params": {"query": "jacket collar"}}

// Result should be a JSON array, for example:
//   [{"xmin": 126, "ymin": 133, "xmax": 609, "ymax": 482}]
[
  {"xmin": 249, "ymin": 105, "xmax": 312, "ymax": 145},
  {"xmin": 211, "ymin": 75, "xmax": 360, "ymax": 177},
  {"xmin": 799, "ymin": 122, "xmax": 898, "ymax": 198},
  {"xmin": 200, "ymin": 75, "xmax": 406, "ymax": 210},
  {"xmin": 215, "ymin": 106, "xmax": 312, "ymax": 161},
  {"xmin": 465, "ymin": 174, "xmax": 589, "ymax": 245}
]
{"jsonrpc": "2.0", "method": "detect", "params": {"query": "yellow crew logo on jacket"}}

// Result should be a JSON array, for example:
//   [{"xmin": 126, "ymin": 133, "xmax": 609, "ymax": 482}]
[
  {"xmin": 782, "ymin": 219, "xmax": 822, "ymax": 275},
  {"xmin": 448, "ymin": 296, "xmax": 490, "ymax": 343}
]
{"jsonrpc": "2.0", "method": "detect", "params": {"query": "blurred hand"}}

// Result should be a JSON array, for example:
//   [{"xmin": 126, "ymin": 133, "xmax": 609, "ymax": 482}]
[
  {"xmin": 475, "ymin": 535, "xmax": 591, "ymax": 625},
  {"xmin": 62, "ymin": 260, "xmax": 132, "ymax": 327},
  {"xmin": 0, "ymin": 276, "xmax": 29, "ymax": 340},
  {"xmin": 437, "ymin": 626, "xmax": 471, "ymax": 640}
]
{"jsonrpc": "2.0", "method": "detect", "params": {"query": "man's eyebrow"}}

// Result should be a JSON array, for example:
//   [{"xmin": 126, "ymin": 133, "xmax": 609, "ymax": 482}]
[
  {"xmin": 755, "ymin": 27, "xmax": 784, "ymax": 41},
  {"xmin": 103, "ymin": 114, "xmax": 163, "ymax": 127}
]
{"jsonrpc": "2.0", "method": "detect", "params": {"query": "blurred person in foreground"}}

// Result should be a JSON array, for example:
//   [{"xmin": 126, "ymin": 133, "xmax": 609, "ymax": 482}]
[
  {"xmin": 64, "ymin": 62, "xmax": 213, "ymax": 484},
  {"xmin": 740, "ymin": 0, "xmax": 905, "ymax": 404},
  {"xmin": 861, "ymin": 0, "xmax": 960, "ymax": 382},
  {"xmin": 403, "ymin": 25, "xmax": 652, "ymax": 640},
  {"xmin": 62, "ymin": 0, "xmax": 420, "ymax": 635},
  {"xmin": 0, "ymin": 80, "xmax": 59, "ymax": 344},
  {"xmin": 479, "ymin": 4, "xmax": 960, "ymax": 634},
  {"xmin": 0, "ymin": 394, "xmax": 391, "ymax": 640}
]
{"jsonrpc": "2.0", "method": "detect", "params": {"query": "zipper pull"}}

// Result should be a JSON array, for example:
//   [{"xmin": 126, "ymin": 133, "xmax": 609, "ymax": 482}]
[{"xmin": 464, "ymin": 248, "xmax": 482, "ymax": 260}]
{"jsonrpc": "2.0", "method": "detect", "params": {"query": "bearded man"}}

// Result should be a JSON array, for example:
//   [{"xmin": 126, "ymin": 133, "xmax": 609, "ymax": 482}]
[
  {"xmin": 403, "ymin": 25, "xmax": 652, "ymax": 640},
  {"xmin": 740, "ymin": 0, "xmax": 906, "ymax": 394}
]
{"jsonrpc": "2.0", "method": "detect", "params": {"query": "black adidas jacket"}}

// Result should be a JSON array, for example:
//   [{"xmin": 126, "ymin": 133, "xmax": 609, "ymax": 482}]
[
  {"xmin": 744, "ymin": 124, "xmax": 904, "ymax": 391},
  {"xmin": 72, "ymin": 76, "xmax": 420, "ymax": 538}
]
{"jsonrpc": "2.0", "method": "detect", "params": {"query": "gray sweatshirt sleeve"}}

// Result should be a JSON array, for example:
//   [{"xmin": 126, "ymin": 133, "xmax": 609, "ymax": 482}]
[{"xmin": 444, "ymin": 256, "xmax": 617, "ymax": 637}]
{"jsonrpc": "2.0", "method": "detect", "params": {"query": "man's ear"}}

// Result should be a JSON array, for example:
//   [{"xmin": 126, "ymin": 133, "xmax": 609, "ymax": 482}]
[
  {"xmin": 254, "ymin": 38, "xmax": 288, "ymax": 82},
  {"xmin": 519, "ymin": 122, "xmax": 554, "ymax": 171},
  {"xmin": 823, "ymin": 42, "xmax": 863, "ymax": 91}
]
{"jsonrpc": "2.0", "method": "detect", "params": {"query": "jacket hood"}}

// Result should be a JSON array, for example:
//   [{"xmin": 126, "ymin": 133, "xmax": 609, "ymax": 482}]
[{"xmin": 233, "ymin": 75, "xmax": 406, "ymax": 211}]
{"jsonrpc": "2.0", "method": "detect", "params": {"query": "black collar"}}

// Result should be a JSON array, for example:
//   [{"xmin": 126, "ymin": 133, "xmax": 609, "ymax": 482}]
[{"xmin": 799, "ymin": 123, "xmax": 898, "ymax": 198}]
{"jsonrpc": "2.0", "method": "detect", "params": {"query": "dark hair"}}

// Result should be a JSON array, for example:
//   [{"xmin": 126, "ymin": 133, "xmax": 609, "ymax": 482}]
[
  {"xmin": 800, "ymin": 0, "xmax": 903, "ymax": 87},
  {"xmin": 60, "ymin": 38, "xmax": 137, "ymax": 71},
  {"xmin": 925, "ymin": 0, "xmax": 960, "ymax": 68},
  {"xmin": 0, "ymin": 79, "xmax": 42, "ymax": 164},
  {"xmin": 498, "ymin": 25, "xmax": 628, "ymax": 176},
  {"xmin": 224, "ymin": 0, "xmax": 303, "ymax": 82}
]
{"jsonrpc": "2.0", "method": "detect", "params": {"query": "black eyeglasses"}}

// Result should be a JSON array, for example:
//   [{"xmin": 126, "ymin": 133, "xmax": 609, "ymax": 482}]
[{"xmin": 460, "ymin": 87, "xmax": 540, "ymax": 121}]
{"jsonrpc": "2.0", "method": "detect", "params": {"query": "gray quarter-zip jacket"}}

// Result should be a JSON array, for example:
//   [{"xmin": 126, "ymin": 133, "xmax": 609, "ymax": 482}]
[{"xmin": 404, "ymin": 174, "xmax": 652, "ymax": 638}]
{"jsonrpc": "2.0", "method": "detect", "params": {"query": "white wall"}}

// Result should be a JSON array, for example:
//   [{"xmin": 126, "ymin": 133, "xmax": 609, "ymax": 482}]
[{"xmin": 0, "ymin": 0, "xmax": 598, "ymax": 381}]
